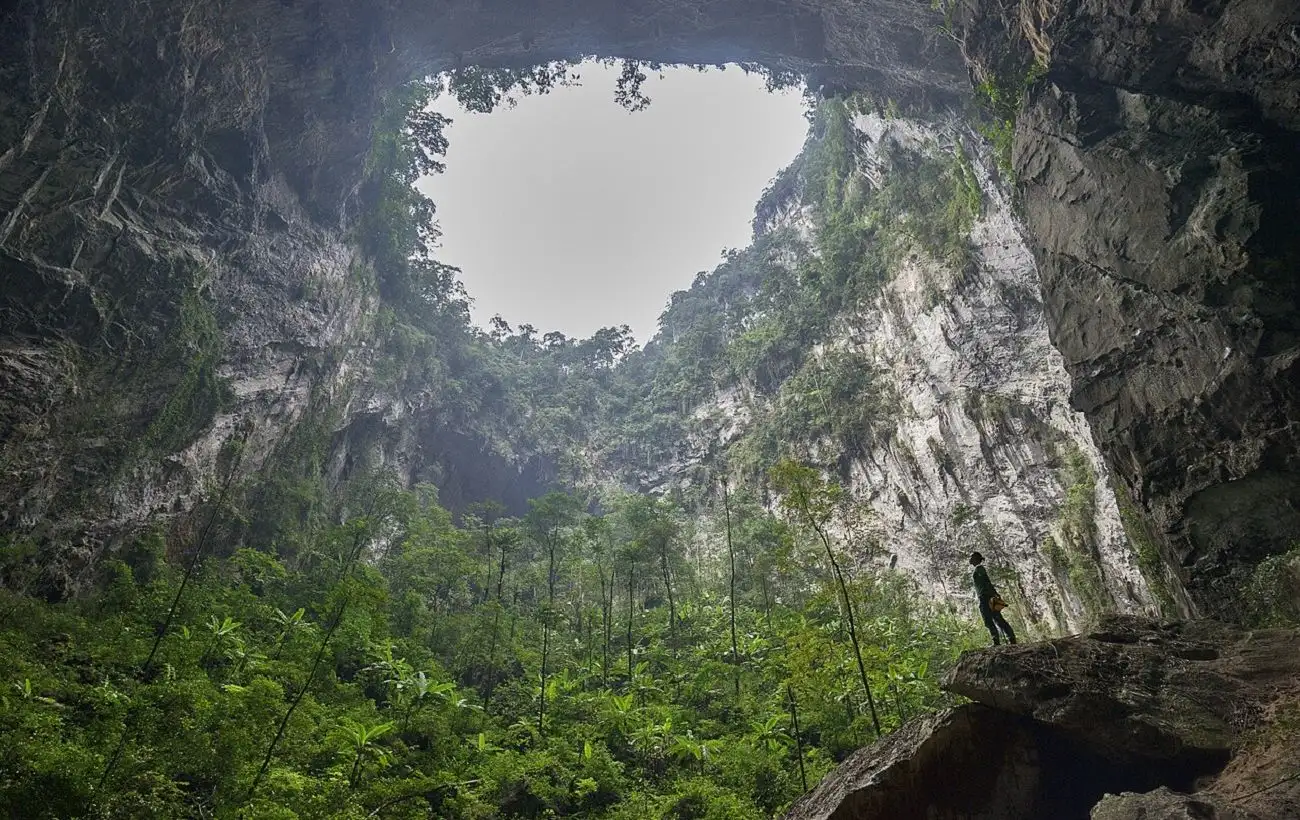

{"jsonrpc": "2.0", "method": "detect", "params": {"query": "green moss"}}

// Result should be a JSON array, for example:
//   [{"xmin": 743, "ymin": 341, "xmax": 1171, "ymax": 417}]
[
  {"xmin": 1041, "ymin": 534, "xmax": 1067, "ymax": 570},
  {"xmin": 141, "ymin": 290, "xmax": 232, "ymax": 455},
  {"xmin": 973, "ymin": 60, "xmax": 1047, "ymax": 178},
  {"xmin": 965, "ymin": 392, "xmax": 1012, "ymax": 422},
  {"xmin": 1043, "ymin": 448, "xmax": 1113, "ymax": 622},
  {"xmin": 1114, "ymin": 484, "xmax": 1177, "ymax": 616},
  {"xmin": 869, "ymin": 144, "xmax": 983, "ymax": 269},
  {"xmin": 1241, "ymin": 544, "xmax": 1300, "ymax": 627}
]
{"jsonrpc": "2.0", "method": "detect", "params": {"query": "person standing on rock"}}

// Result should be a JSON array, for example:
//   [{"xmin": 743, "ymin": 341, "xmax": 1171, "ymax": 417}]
[{"xmin": 970, "ymin": 552, "xmax": 1017, "ymax": 645}]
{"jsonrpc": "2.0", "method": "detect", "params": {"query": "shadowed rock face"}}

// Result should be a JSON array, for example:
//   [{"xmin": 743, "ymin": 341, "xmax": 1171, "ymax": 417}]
[
  {"xmin": 955, "ymin": 0, "xmax": 1300, "ymax": 614},
  {"xmin": 1092, "ymin": 788, "xmax": 1253, "ymax": 820},
  {"xmin": 783, "ymin": 702, "xmax": 1213, "ymax": 820},
  {"xmin": 788, "ymin": 616, "xmax": 1300, "ymax": 819},
  {"xmin": 784, "ymin": 706, "xmax": 1043, "ymax": 820}
]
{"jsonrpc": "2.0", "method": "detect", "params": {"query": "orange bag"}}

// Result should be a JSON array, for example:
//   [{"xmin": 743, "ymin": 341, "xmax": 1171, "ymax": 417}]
[{"xmin": 990, "ymin": 596, "xmax": 1008, "ymax": 612}]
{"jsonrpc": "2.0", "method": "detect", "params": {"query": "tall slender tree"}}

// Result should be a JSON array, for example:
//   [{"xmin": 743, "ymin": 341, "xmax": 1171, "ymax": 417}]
[
  {"xmin": 621, "ymin": 496, "xmax": 680, "ymax": 656},
  {"xmin": 526, "ymin": 492, "xmax": 582, "ymax": 736},
  {"xmin": 771, "ymin": 460, "xmax": 882, "ymax": 737},
  {"xmin": 721, "ymin": 480, "xmax": 741, "ymax": 699}
]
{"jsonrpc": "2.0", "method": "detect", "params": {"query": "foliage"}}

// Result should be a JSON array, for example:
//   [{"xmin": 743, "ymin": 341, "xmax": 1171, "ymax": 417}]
[
  {"xmin": 0, "ymin": 66, "xmax": 1051, "ymax": 819},
  {"xmin": 1241, "ymin": 544, "xmax": 1300, "ymax": 627},
  {"xmin": 1043, "ymin": 447, "xmax": 1112, "ymax": 621},
  {"xmin": 140, "ymin": 288, "xmax": 233, "ymax": 454},
  {"xmin": 973, "ymin": 60, "xmax": 1047, "ymax": 177},
  {"xmin": 0, "ymin": 469, "xmax": 981, "ymax": 818},
  {"xmin": 1114, "ymin": 484, "xmax": 1177, "ymax": 617}
]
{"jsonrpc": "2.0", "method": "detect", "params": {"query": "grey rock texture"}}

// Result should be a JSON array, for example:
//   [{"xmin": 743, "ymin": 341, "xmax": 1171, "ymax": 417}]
[
  {"xmin": 0, "ymin": 0, "xmax": 562, "ymax": 588},
  {"xmin": 944, "ymin": 615, "xmax": 1300, "ymax": 768},
  {"xmin": 1091, "ymin": 788, "xmax": 1253, "ymax": 820},
  {"xmin": 783, "ymin": 705, "xmax": 1044, "ymax": 820},
  {"xmin": 835, "ymin": 113, "xmax": 1154, "ymax": 630},
  {"xmin": 788, "ymin": 616, "xmax": 1300, "ymax": 819},
  {"xmin": 954, "ymin": 0, "xmax": 1300, "ymax": 615},
  {"xmin": 654, "ymin": 110, "xmax": 1157, "ymax": 631}
]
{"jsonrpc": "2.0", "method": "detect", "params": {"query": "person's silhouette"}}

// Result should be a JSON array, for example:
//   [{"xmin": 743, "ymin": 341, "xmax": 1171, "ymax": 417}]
[{"xmin": 970, "ymin": 552, "xmax": 1016, "ymax": 645}]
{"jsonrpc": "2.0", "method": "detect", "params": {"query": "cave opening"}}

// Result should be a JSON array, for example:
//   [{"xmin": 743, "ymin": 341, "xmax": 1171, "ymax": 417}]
[
  {"xmin": 828, "ymin": 707, "xmax": 1233, "ymax": 820},
  {"xmin": 415, "ymin": 59, "xmax": 810, "ymax": 345}
]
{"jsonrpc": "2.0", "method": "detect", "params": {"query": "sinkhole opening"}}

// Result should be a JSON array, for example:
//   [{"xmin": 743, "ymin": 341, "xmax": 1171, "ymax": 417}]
[{"xmin": 418, "ymin": 59, "xmax": 810, "ymax": 347}]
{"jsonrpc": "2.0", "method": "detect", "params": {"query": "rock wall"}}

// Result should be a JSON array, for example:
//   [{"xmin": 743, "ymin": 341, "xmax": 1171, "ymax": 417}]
[
  {"xmin": 1, "ymin": 0, "xmax": 1296, "ymax": 614},
  {"xmin": 0, "ymin": 0, "xmax": 384, "ymax": 589},
  {"xmin": 836, "ymin": 112, "xmax": 1156, "ymax": 630},
  {"xmin": 0, "ymin": 0, "xmax": 510, "ymax": 591},
  {"xmin": 952, "ymin": 0, "xmax": 1300, "ymax": 615},
  {"xmin": 662, "ymin": 110, "xmax": 1159, "ymax": 633}
]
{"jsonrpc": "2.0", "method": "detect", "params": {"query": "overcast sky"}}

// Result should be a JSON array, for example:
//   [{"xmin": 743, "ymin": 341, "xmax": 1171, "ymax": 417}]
[{"xmin": 417, "ymin": 61, "xmax": 809, "ymax": 344}]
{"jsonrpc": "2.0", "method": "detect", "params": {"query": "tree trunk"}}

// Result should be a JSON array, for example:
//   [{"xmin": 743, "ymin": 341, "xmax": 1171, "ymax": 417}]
[
  {"xmin": 482, "ymin": 604, "xmax": 503, "ymax": 710},
  {"xmin": 815, "ymin": 518, "xmax": 882, "ymax": 737},
  {"xmin": 482, "ymin": 519, "xmax": 494, "ymax": 604},
  {"xmin": 539, "ymin": 528, "xmax": 559, "ymax": 737},
  {"xmin": 788, "ymin": 684, "xmax": 808, "ymax": 792},
  {"xmin": 497, "ymin": 531, "xmax": 509, "ymax": 603},
  {"xmin": 722, "ymin": 483, "xmax": 740, "ymax": 699},
  {"xmin": 626, "ymin": 564, "xmax": 635, "ymax": 681},
  {"xmin": 601, "ymin": 565, "xmax": 614, "ymax": 687},
  {"xmin": 659, "ymin": 540, "xmax": 676, "ymax": 655}
]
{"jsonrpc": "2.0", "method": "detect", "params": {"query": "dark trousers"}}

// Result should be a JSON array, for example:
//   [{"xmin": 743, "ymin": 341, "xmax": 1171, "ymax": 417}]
[{"xmin": 979, "ymin": 598, "xmax": 1017, "ymax": 645}]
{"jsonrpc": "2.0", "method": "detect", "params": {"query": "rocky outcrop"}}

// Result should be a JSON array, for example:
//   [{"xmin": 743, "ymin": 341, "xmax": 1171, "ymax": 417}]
[
  {"xmin": 945, "ymin": 616, "xmax": 1300, "ymax": 767},
  {"xmin": 1091, "ymin": 788, "xmax": 1251, "ymax": 820},
  {"xmin": 783, "ymin": 705, "xmax": 1044, "ymax": 820},
  {"xmin": 787, "ymin": 616, "xmax": 1300, "ymax": 819},
  {"xmin": 782, "ymin": 702, "xmax": 1189, "ymax": 820}
]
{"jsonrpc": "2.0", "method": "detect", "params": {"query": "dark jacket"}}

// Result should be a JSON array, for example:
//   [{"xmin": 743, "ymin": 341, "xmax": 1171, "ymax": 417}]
[{"xmin": 973, "ymin": 565, "xmax": 997, "ymax": 600}]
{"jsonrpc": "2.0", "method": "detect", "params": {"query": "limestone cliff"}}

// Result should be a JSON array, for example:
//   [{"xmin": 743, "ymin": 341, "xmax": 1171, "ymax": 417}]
[
  {"xmin": 632, "ymin": 107, "xmax": 1158, "ymax": 633},
  {"xmin": 951, "ymin": 0, "xmax": 1300, "ymax": 616},
  {"xmin": 1, "ymin": 0, "xmax": 1297, "ymax": 618}
]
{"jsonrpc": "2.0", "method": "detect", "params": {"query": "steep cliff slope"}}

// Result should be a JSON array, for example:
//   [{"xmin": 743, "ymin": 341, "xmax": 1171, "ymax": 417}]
[
  {"xmin": 1, "ymin": 0, "xmax": 1295, "ymax": 616},
  {"xmin": 604, "ymin": 101, "xmax": 1158, "ymax": 631},
  {"xmin": 952, "ymin": 0, "xmax": 1300, "ymax": 615}
]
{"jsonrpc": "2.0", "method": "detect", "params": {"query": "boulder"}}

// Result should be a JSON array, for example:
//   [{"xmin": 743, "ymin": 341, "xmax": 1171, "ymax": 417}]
[
  {"xmin": 786, "ymin": 617, "xmax": 1300, "ymax": 819},
  {"xmin": 783, "ymin": 701, "xmax": 1189, "ymax": 820},
  {"xmin": 783, "ymin": 705, "xmax": 1042, "ymax": 820},
  {"xmin": 943, "ymin": 615, "xmax": 1300, "ymax": 769}
]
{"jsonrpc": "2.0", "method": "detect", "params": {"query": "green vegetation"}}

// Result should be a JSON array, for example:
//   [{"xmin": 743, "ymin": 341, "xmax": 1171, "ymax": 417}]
[
  {"xmin": 1113, "ymin": 484, "xmax": 1177, "ymax": 617},
  {"xmin": 1043, "ymin": 447, "xmax": 1112, "ymax": 621},
  {"xmin": 1242, "ymin": 544, "xmax": 1300, "ymax": 627},
  {"xmin": 140, "ymin": 289, "xmax": 232, "ymax": 455},
  {"xmin": 622, "ymin": 99, "xmax": 984, "ymax": 480},
  {"xmin": 972, "ymin": 61, "xmax": 1047, "ymax": 177},
  {"xmin": 0, "ymin": 67, "xmax": 1105, "ymax": 820},
  {"xmin": 0, "ymin": 472, "xmax": 981, "ymax": 818}
]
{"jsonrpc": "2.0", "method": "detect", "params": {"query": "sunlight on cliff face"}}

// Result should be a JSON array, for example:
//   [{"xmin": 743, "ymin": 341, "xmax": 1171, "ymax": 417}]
[{"xmin": 418, "ymin": 60, "xmax": 809, "ymax": 343}]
